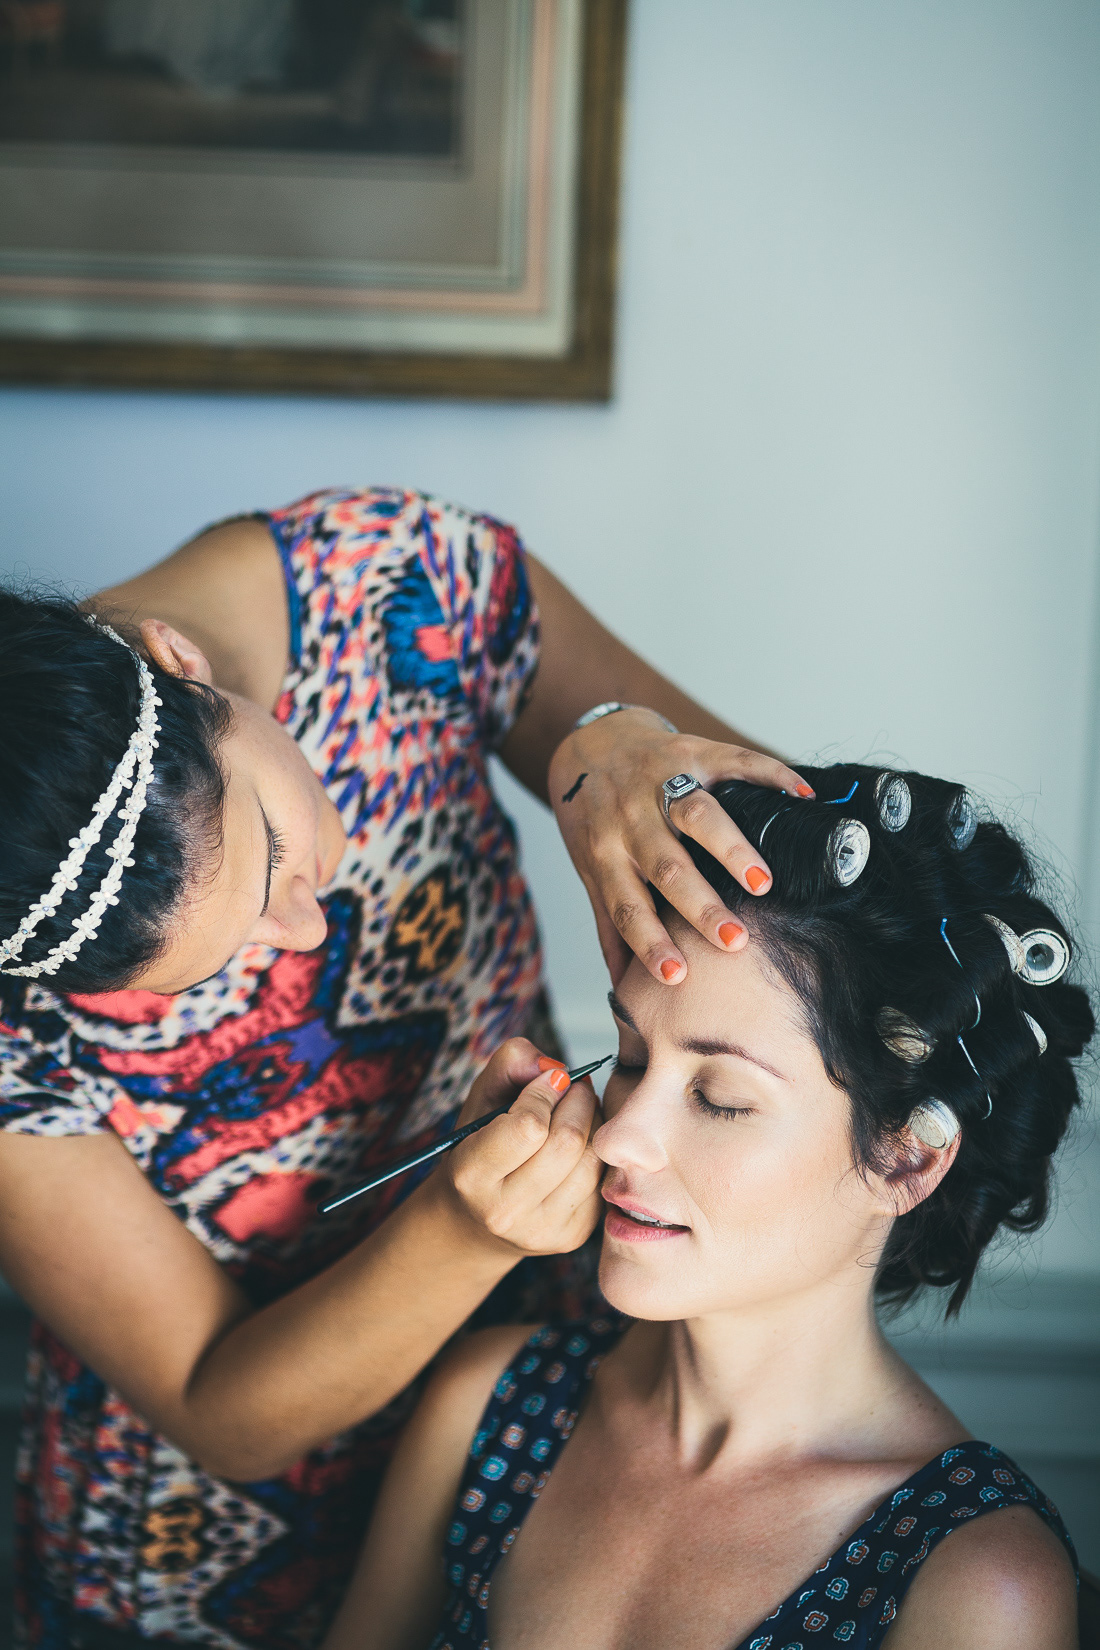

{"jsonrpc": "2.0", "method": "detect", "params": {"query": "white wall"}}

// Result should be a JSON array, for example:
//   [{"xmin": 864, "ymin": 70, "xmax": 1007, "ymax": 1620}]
[{"xmin": 2, "ymin": 0, "xmax": 1100, "ymax": 1274}]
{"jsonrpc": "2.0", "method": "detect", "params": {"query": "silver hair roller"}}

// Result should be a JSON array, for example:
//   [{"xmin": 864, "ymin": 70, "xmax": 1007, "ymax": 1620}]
[
  {"xmin": 828, "ymin": 819, "xmax": 870, "ymax": 886},
  {"xmin": 908, "ymin": 1099, "xmax": 961, "ymax": 1150},
  {"xmin": 983, "ymin": 913, "xmax": 1070, "ymax": 989},
  {"xmin": 876, "ymin": 1007, "xmax": 933, "ymax": 1064},
  {"xmin": 875, "ymin": 773, "xmax": 912, "ymax": 833},
  {"xmin": 948, "ymin": 791, "xmax": 978, "ymax": 850}
]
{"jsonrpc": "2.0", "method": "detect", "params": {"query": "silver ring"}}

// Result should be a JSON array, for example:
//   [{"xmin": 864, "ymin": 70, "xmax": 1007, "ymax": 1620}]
[{"xmin": 662, "ymin": 773, "xmax": 703, "ymax": 819}]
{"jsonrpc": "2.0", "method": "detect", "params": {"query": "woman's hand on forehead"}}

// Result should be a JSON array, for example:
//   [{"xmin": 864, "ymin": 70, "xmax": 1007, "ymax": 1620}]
[
  {"xmin": 550, "ymin": 712, "xmax": 809, "ymax": 987},
  {"xmin": 501, "ymin": 556, "xmax": 811, "ymax": 989}
]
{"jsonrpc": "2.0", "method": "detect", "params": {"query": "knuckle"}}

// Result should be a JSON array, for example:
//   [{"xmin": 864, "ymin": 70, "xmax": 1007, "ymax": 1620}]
[
  {"xmin": 673, "ymin": 792, "xmax": 711, "ymax": 829},
  {"xmin": 610, "ymin": 898, "xmax": 646, "ymax": 934},
  {"xmin": 649, "ymin": 855, "xmax": 685, "ymax": 893},
  {"xmin": 483, "ymin": 1204, "xmax": 514, "ymax": 1240},
  {"xmin": 516, "ymin": 1108, "xmax": 549, "ymax": 1146},
  {"xmin": 551, "ymin": 1121, "xmax": 588, "ymax": 1155}
]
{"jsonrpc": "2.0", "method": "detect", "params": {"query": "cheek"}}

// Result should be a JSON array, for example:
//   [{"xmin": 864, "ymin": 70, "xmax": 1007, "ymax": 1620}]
[{"xmin": 683, "ymin": 1115, "xmax": 858, "ymax": 1255}]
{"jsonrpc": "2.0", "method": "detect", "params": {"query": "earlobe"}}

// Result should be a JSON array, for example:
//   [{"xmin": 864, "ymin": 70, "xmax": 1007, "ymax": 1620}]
[{"xmin": 140, "ymin": 618, "xmax": 214, "ymax": 685}]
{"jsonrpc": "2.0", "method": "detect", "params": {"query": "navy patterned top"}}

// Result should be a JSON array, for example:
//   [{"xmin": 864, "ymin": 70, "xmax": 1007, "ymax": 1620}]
[{"xmin": 431, "ymin": 1318, "xmax": 1076, "ymax": 1650}]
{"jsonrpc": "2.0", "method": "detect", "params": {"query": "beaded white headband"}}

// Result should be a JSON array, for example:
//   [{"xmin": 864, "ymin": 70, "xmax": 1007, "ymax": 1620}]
[{"xmin": 0, "ymin": 621, "xmax": 161, "ymax": 980}]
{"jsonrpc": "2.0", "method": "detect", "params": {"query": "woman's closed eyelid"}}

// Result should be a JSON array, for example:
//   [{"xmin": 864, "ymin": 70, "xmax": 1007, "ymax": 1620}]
[{"xmin": 693, "ymin": 1089, "xmax": 754, "ymax": 1119}]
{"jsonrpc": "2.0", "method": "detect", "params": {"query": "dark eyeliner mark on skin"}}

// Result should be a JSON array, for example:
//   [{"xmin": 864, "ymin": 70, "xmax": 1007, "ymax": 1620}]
[
  {"xmin": 562, "ymin": 772, "xmax": 589, "ymax": 803},
  {"xmin": 260, "ymin": 809, "xmax": 276, "ymax": 917}
]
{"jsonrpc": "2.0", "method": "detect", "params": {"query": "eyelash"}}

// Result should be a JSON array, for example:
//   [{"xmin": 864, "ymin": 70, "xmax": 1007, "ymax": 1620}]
[
  {"xmin": 692, "ymin": 1090, "xmax": 752, "ymax": 1121},
  {"xmin": 613, "ymin": 1060, "xmax": 751, "ymax": 1121},
  {"xmin": 269, "ymin": 826, "xmax": 287, "ymax": 871}
]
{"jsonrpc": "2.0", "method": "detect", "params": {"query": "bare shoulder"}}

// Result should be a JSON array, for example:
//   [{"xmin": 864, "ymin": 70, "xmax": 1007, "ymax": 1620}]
[
  {"xmin": 372, "ymin": 1324, "xmax": 539, "ymax": 1538},
  {"xmin": 884, "ymin": 1505, "xmax": 1078, "ymax": 1650},
  {"xmin": 417, "ymin": 1323, "xmax": 539, "ymax": 1438},
  {"xmin": 95, "ymin": 514, "xmax": 288, "ymax": 708}
]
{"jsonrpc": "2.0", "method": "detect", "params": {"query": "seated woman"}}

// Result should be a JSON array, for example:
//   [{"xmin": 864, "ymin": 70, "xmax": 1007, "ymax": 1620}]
[{"xmin": 323, "ymin": 764, "xmax": 1090, "ymax": 1650}]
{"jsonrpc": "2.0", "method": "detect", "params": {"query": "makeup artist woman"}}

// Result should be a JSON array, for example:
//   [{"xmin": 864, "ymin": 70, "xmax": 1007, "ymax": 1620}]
[{"xmin": 0, "ymin": 489, "xmax": 803, "ymax": 1650}]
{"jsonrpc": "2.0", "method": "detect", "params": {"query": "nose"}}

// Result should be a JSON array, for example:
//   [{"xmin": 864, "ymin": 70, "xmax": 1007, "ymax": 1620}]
[
  {"xmin": 252, "ymin": 875, "xmax": 328, "ymax": 953},
  {"xmin": 593, "ymin": 1081, "xmax": 670, "ymax": 1175}
]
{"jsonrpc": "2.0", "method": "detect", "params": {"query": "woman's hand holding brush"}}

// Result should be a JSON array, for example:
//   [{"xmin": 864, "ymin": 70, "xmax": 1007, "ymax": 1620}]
[{"xmin": 437, "ymin": 1038, "xmax": 606, "ymax": 1259}]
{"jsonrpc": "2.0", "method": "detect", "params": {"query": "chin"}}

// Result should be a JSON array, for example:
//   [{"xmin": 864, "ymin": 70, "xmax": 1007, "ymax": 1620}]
[{"xmin": 597, "ymin": 1240, "xmax": 697, "ymax": 1322}]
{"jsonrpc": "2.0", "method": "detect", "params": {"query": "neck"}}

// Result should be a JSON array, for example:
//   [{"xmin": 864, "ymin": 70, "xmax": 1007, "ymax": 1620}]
[{"xmin": 627, "ymin": 1277, "xmax": 912, "ymax": 1470}]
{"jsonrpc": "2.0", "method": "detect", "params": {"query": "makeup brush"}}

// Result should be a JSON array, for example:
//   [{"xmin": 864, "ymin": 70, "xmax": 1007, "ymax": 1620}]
[{"xmin": 319, "ymin": 1054, "xmax": 615, "ymax": 1215}]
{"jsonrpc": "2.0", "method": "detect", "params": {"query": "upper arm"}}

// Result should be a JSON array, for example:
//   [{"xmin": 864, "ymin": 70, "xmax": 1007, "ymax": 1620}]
[
  {"xmin": 93, "ymin": 515, "xmax": 289, "ymax": 709},
  {"xmin": 884, "ymin": 1506, "xmax": 1078, "ymax": 1650},
  {"xmin": 0, "ymin": 1128, "xmax": 248, "ymax": 1454},
  {"xmin": 322, "ymin": 1324, "xmax": 535, "ymax": 1650}
]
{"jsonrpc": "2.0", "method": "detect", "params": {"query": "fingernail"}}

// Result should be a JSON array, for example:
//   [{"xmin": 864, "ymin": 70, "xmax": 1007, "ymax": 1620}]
[
  {"xmin": 718, "ymin": 921, "xmax": 745, "ymax": 947},
  {"xmin": 537, "ymin": 1057, "xmax": 565, "ymax": 1073},
  {"xmin": 795, "ymin": 783, "xmax": 815, "ymax": 798},
  {"xmin": 745, "ymin": 867, "xmax": 770, "ymax": 893},
  {"xmin": 660, "ymin": 959, "xmax": 683, "ymax": 981},
  {"xmin": 547, "ymin": 1067, "xmax": 571, "ymax": 1093}
]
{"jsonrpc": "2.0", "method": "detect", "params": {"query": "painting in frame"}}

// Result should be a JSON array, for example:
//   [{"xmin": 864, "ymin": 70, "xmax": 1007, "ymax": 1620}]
[{"xmin": 0, "ymin": 0, "xmax": 625, "ymax": 398}]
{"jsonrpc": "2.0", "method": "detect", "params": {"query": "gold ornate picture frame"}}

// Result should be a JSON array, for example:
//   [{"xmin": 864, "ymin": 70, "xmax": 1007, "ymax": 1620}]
[{"xmin": 0, "ymin": 0, "xmax": 625, "ymax": 399}]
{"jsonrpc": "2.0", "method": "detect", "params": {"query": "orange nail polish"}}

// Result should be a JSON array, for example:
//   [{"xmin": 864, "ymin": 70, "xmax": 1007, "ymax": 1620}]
[
  {"xmin": 660, "ymin": 959, "xmax": 682, "ymax": 981},
  {"xmin": 795, "ymin": 783, "xmax": 815, "ymax": 798},
  {"xmin": 746, "ymin": 866, "xmax": 770, "ymax": 893},
  {"xmin": 547, "ymin": 1067, "xmax": 571, "ymax": 1093},
  {"xmin": 718, "ymin": 921, "xmax": 744, "ymax": 947},
  {"xmin": 537, "ymin": 1057, "xmax": 564, "ymax": 1073}
]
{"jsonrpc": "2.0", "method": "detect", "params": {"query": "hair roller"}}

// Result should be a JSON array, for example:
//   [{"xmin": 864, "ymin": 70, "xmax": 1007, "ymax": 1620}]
[
  {"xmin": 875, "ymin": 773, "xmax": 912, "ymax": 833},
  {"xmin": 907, "ymin": 1099, "xmax": 960, "ymax": 1150},
  {"xmin": 828, "ymin": 819, "xmax": 870, "ymax": 885},
  {"xmin": 947, "ymin": 790, "xmax": 978, "ymax": 850}
]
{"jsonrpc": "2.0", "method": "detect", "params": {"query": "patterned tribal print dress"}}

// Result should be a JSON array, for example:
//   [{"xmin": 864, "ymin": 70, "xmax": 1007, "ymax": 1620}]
[
  {"xmin": 434, "ymin": 1319, "xmax": 1077, "ymax": 1650},
  {"xmin": 0, "ymin": 488, "xmax": 587, "ymax": 1649}
]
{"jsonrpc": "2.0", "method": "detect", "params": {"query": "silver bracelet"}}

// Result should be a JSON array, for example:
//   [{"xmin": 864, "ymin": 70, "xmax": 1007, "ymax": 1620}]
[{"xmin": 573, "ymin": 701, "xmax": 678, "ymax": 734}]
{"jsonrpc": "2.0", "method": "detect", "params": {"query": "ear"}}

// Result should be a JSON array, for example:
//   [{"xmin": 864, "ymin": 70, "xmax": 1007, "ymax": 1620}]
[
  {"xmin": 880, "ymin": 1128, "xmax": 961, "ymax": 1218},
  {"xmin": 140, "ymin": 619, "xmax": 214, "ymax": 686}
]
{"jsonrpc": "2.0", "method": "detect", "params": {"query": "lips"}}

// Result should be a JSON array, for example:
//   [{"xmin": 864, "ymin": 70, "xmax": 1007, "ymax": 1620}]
[{"xmin": 602, "ymin": 1191, "xmax": 690, "ymax": 1243}]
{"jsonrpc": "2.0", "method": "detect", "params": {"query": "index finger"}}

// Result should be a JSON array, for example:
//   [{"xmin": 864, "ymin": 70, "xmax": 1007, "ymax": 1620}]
[
  {"xmin": 459, "ymin": 1063, "xmax": 576, "ymax": 1180},
  {"xmin": 695, "ymin": 744, "xmax": 814, "ymax": 800}
]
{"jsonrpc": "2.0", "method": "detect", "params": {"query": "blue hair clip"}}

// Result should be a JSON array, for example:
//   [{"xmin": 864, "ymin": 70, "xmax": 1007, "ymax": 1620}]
[
  {"xmin": 823, "ymin": 780, "xmax": 859, "ymax": 806},
  {"xmin": 940, "ymin": 918, "xmax": 993, "ymax": 1118}
]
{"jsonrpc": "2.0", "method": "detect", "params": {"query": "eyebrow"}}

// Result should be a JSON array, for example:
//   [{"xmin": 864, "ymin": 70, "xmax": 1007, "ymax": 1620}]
[
  {"xmin": 607, "ymin": 990, "xmax": 791, "ymax": 1084},
  {"xmin": 260, "ymin": 806, "xmax": 276, "ymax": 917}
]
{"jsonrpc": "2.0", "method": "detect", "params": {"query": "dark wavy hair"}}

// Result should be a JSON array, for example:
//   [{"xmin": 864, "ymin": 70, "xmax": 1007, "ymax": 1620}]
[
  {"xmin": 0, "ymin": 587, "xmax": 232, "ymax": 992},
  {"xmin": 683, "ymin": 764, "xmax": 1094, "ymax": 1314}
]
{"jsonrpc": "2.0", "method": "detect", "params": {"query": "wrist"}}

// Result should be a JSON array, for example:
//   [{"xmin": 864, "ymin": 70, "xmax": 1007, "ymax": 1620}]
[
  {"xmin": 572, "ymin": 701, "xmax": 677, "ymax": 736},
  {"xmin": 551, "ymin": 704, "xmax": 680, "ymax": 782}
]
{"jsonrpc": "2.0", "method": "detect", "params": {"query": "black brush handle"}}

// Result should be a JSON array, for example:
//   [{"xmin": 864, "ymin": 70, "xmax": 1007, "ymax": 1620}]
[{"xmin": 319, "ymin": 1054, "xmax": 613, "ymax": 1215}]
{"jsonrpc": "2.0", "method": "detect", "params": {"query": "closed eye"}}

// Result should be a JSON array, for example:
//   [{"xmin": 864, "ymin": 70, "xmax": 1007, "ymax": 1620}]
[
  {"xmin": 693, "ymin": 1089, "xmax": 753, "ymax": 1120},
  {"xmin": 613, "ymin": 1057, "xmax": 646, "ymax": 1075}
]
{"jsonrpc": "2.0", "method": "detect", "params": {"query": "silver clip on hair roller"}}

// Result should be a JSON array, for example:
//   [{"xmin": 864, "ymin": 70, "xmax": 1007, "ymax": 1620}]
[
  {"xmin": 876, "ymin": 1007, "xmax": 933, "ymax": 1063},
  {"xmin": 948, "ymin": 790, "xmax": 978, "ymax": 850},
  {"xmin": 907, "ymin": 1098, "xmax": 961, "ymax": 1150},
  {"xmin": 875, "ymin": 773, "xmax": 912, "ymax": 832},
  {"xmin": 983, "ymin": 913, "xmax": 1070, "ymax": 987}
]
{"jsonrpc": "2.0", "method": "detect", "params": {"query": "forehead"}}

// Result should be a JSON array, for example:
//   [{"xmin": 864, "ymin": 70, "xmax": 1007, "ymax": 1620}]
[{"xmin": 618, "ymin": 917, "xmax": 814, "ymax": 1052}]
